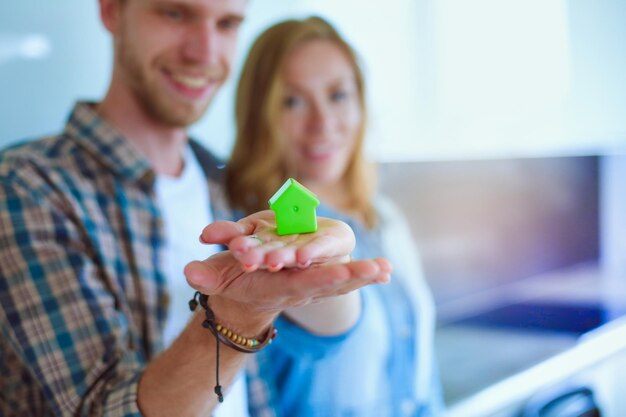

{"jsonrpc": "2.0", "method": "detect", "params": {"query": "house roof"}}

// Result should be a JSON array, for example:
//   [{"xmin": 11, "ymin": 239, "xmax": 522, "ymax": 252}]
[{"xmin": 268, "ymin": 178, "xmax": 320, "ymax": 208}]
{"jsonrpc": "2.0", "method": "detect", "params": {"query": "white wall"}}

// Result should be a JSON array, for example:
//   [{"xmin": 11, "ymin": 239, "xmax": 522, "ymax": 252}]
[
  {"xmin": 1, "ymin": 1, "xmax": 625, "ymax": 160},
  {"xmin": 295, "ymin": 0, "xmax": 626, "ymax": 161},
  {"xmin": 0, "ymin": 1, "xmax": 110, "ymax": 146}
]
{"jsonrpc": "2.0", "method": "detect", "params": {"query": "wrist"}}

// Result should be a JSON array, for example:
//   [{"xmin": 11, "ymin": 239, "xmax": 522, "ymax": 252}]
[
  {"xmin": 185, "ymin": 292, "xmax": 278, "ymax": 404},
  {"xmin": 201, "ymin": 295, "xmax": 277, "ymax": 340}
]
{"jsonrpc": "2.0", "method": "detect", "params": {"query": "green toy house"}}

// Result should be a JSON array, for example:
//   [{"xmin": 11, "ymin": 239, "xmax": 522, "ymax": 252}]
[{"xmin": 269, "ymin": 178, "xmax": 320, "ymax": 235}]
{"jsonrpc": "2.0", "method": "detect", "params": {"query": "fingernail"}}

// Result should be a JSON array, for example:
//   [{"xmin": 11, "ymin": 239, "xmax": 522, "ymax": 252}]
[
  {"xmin": 297, "ymin": 260, "xmax": 311, "ymax": 269},
  {"xmin": 377, "ymin": 274, "xmax": 391, "ymax": 284},
  {"xmin": 243, "ymin": 264, "xmax": 258, "ymax": 273},
  {"xmin": 199, "ymin": 234, "xmax": 207, "ymax": 244},
  {"xmin": 268, "ymin": 263, "xmax": 284, "ymax": 272}
]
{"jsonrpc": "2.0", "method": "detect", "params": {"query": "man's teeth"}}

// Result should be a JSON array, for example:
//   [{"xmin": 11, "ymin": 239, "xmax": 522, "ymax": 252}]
[{"xmin": 172, "ymin": 74, "xmax": 209, "ymax": 88}]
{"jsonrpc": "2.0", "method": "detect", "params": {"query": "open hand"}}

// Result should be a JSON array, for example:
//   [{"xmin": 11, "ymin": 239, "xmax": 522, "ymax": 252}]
[
  {"xmin": 199, "ymin": 210, "xmax": 356, "ymax": 272},
  {"xmin": 187, "ymin": 210, "xmax": 391, "ymax": 325},
  {"xmin": 185, "ymin": 251, "xmax": 391, "ymax": 315}
]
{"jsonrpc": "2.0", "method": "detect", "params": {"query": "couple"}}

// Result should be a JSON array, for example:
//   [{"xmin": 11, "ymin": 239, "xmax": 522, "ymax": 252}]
[{"xmin": 0, "ymin": 1, "xmax": 442, "ymax": 416}]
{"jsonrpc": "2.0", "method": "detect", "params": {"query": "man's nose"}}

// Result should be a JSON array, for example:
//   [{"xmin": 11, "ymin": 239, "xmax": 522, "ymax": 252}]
[{"xmin": 183, "ymin": 21, "xmax": 219, "ymax": 64}]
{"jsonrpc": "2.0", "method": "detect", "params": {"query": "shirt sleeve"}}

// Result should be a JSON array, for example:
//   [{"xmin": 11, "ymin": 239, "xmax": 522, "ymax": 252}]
[
  {"xmin": 271, "ymin": 290, "xmax": 366, "ymax": 362},
  {"xmin": 0, "ymin": 171, "xmax": 145, "ymax": 417}
]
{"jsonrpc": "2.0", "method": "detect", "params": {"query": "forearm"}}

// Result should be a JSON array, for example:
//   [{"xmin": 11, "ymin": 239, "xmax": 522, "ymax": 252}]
[
  {"xmin": 137, "ymin": 299, "xmax": 277, "ymax": 416},
  {"xmin": 283, "ymin": 254, "xmax": 362, "ymax": 336},
  {"xmin": 284, "ymin": 291, "xmax": 361, "ymax": 336}
]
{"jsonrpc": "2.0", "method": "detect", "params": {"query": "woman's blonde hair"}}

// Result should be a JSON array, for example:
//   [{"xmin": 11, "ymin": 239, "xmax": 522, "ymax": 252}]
[{"xmin": 226, "ymin": 16, "xmax": 377, "ymax": 228}]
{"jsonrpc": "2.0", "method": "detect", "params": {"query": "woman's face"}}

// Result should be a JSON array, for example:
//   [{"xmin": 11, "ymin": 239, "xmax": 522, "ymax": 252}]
[{"xmin": 279, "ymin": 39, "xmax": 362, "ymax": 188}]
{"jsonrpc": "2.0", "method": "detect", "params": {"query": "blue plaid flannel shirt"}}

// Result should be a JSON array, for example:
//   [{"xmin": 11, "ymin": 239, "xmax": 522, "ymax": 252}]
[{"xmin": 0, "ymin": 102, "xmax": 273, "ymax": 416}]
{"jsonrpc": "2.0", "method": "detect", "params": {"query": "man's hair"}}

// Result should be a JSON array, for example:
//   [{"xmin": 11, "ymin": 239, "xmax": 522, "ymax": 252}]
[{"xmin": 226, "ymin": 16, "xmax": 377, "ymax": 227}]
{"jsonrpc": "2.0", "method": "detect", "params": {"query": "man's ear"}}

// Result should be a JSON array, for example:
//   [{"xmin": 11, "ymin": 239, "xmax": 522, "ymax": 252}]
[{"xmin": 99, "ymin": 0, "xmax": 123, "ymax": 34}]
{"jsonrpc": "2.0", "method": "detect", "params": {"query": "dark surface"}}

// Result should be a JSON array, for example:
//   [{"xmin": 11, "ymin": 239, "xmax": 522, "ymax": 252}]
[{"xmin": 454, "ymin": 302, "xmax": 607, "ymax": 334}]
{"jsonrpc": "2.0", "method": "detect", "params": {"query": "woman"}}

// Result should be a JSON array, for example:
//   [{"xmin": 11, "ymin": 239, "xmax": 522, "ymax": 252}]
[{"xmin": 228, "ymin": 16, "xmax": 443, "ymax": 417}]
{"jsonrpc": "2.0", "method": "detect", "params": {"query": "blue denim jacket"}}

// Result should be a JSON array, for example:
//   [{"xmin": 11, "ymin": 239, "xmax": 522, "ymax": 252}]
[{"xmin": 247, "ymin": 199, "xmax": 444, "ymax": 417}]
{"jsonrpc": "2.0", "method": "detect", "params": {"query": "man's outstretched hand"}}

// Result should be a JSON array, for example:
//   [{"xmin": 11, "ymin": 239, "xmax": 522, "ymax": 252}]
[{"xmin": 184, "ymin": 210, "xmax": 391, "ymax": 322}]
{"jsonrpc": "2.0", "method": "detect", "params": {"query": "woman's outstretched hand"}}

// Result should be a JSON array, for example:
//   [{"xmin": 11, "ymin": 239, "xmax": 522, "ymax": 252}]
[{"xmin": 198, "ymin": 210, "xmax": 358, "ymax": 271}]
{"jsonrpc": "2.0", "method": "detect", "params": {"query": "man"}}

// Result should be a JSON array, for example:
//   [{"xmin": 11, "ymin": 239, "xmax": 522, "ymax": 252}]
[{"xmin": 0, "ymin": 1, "xmax": 391, "ymax": 416}]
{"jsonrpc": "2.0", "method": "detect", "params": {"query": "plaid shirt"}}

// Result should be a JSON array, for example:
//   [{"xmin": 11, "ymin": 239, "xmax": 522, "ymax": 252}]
[{"xmin": 0, "ymin": 102, "xmax": 244, "ymax": 416}]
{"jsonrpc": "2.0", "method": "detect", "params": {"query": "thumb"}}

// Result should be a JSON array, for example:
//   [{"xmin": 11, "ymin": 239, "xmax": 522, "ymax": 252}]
[{"xmin": 184, "ymin": 251, "xmax": 241, "ymax": 295}]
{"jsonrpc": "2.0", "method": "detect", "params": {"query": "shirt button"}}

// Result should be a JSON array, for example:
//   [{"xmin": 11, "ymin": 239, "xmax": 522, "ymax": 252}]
[
  {"xmin": 401, "ymin": 398, "xmax": 416, "ymax": 416},
  {"xmin": 159, "ymin": 293, "xmax": 170, "ymax": 309}
]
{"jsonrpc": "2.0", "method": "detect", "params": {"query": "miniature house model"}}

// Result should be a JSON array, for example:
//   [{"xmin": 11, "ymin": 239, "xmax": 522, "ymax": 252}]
[{"xmin": 269, "ymin": 178, "xmax": 320, "ymax": 235}]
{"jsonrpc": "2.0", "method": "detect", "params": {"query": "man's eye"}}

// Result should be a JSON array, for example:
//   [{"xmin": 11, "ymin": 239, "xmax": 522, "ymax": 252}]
[{"xmin": 218, "ymin": 18, "xmax": 242, "ymax": 32}]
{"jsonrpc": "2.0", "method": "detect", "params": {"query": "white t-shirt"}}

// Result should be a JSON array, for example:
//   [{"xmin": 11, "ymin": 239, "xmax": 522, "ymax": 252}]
[{"xmin": 155, "ymin": 145, "xmax": 249, "ymax": 417}]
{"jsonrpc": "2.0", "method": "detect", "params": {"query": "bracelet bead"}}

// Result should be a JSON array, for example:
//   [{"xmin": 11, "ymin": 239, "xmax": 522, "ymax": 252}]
[{"xmin": 189, "ymin": 292, "xmax": 277, "ymax": 353}]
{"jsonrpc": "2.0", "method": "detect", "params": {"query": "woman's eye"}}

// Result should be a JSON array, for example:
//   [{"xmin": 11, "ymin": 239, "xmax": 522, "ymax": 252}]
[
  {"xmin": 284, "ymin": 96, "xmax": 302, "ymax": 109},
  {"xmin": 331, "ymin": 90, "xmax": 348, "ymax": 102},
  {"xmin": 162, "ymin": 8, "xmax": 184, "ymax": 21}
]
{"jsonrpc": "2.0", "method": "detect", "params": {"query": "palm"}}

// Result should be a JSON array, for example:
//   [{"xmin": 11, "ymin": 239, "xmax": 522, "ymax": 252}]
[
  {"xmin": 186, "ymin": 210, "xmax": 391, "ymax": 315},
  {"xmin": 199, "ymin": 210, "xmax": 355, "ymax": 271},
  {"xmin": 185, "ymin": 250, "xmax": 389, "ymax": 314}
]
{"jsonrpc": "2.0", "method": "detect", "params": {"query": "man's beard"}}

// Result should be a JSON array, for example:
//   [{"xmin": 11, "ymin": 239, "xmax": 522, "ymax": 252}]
[{"xmin": 118, "ymin": 41, "xmax": 214, "ymax": 127}]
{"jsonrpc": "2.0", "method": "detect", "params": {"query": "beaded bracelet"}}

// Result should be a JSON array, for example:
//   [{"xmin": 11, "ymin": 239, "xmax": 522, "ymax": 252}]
[{"xmin": 188, "ymin": 291, "xmax": 277, "ymax": 402}]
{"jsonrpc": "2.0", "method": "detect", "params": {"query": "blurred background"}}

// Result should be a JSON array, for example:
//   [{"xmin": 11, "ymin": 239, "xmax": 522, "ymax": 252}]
[{"xmin": 1, "ymin": 1, "xmax": 625, "ymax": 416}]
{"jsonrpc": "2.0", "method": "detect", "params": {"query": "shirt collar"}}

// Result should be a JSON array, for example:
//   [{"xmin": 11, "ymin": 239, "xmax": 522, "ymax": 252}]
[{"xmin": 63, "ymin": 102, "xmax": 154, "ymax": 186}]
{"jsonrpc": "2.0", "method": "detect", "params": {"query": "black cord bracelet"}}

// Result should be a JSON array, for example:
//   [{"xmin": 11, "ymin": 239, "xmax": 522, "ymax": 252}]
[{"xmin": 188, "ymin": 292, "xmax": 277, "ymax": 402}]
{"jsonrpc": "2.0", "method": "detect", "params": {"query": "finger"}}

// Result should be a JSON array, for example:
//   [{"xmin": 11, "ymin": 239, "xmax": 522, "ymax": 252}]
[
  {"xmin": 200, "ymin": 211, "xmax": 277, "ymax": 245},
  {"xmin": 248, "ymin": 258, "xmax": 392, "ymax": 308},
  {"xmin": 228, "ymin": 233, "xmax": 280, "ymax": 254},
  {"xmin": 295, "ymin": 219, "xmax": 355, "ymax": 262},
  {"xmin": 184, "ymin": 252, "xmax": 244, "ymax": 294},
  {"xmin": 317, "ymin": 258, "xmax": 392, "ymax": 286},
  {"xmin": 232, "ymin": 210, "xmax": 276, "ymax": 237},
  {"xmin": 295, "ymin": 233, "xmax": 354, "ymax": 266},
  {"xmin": 264, "ymin": 246, "xmax": 298, "ymax": 271},
  {"xmin": 199, "ymin": 220, "xmax": 247, "ymax": 245},
  {"xmin": 238, "ymin": 240, "xmax": 288, "ymax": 270},
  {"xmin": 185, "ymin": 260, "xmax": 220, "ymax": 293},
  {"xmin": 304, "ymin": 262, "xmax": 391, "ymax": 301},
  {"xmin": 185, "ymin": 255, "xmax": 392, "ymax": 315}
]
